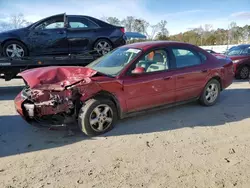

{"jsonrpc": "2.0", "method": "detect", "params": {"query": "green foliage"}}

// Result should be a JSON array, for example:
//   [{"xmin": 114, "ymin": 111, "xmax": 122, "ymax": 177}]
[{"xmin": 156, "ymin": 24, "xmax": 250, "ymax": 45}]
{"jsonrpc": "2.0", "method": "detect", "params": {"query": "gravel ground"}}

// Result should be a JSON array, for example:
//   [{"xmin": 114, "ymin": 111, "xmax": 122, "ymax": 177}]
[{"xmin": 0, "ymin": 79, "xmax": 250, "ymax": 188}]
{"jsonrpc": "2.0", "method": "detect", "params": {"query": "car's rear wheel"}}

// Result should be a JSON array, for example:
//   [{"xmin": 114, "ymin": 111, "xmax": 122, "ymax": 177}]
[
  {"xmin": 238, "ymin": 66, "xmax": 249, "ymax": 79},
  {"xmin": 3, "ymin": 40, "xmax": 28, "ymax": 58},
  {"xmin": 199, "ymin": 79, "xmax": 221, "ymax": 106},
  {"xmin": 94, "ymin": 39, "xmax": 112, "ymax": 55},
  {"xmin": 78, "ymin": 98, "xmax": 117, "ymax": 136}
]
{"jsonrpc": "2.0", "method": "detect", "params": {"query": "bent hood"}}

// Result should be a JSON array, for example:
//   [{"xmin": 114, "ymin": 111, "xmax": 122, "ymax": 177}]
[{"xmin": 20, "ymin": 66, "xmax": 97, "ymax": 90}]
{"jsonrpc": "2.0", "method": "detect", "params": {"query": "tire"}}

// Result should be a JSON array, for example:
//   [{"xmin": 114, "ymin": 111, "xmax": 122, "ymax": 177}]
[
  {"xmin": 4, "ymin": 72, "xmax": 17, "ymax": 81},
  {"xmin": 3, "ymin": 40, "xmax": 28, "ymax": 58},
  {"xmin": 199, "ymin": 79, "xmax": 221, "ymax": 106},
  {"xmin": 78, "ymin": 98, "xmax": 117, "ymax": 136},
  {"xmin": 93, "ymin": 39, "xmax": 112, "ymax": 55},
  {"xmin": 238, "ymin": 66, "xmax": 249, "ymax": 79}
]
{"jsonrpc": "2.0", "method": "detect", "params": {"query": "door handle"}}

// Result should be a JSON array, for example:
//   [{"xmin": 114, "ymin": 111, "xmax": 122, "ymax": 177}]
[
  {"xmin": 57, "ymin": 30, "xmax": 65, "ymax": 34},
  {"xmin": 201, "ymin": 69, "xmax": 208, "ymax": 73},
  {"xmin": 163, "ymin": 76, "xmax": 172, "ymax": 80}
]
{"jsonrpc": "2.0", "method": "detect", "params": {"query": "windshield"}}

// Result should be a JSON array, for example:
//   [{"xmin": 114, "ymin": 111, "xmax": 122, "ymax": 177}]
[
  {"xmin": 86, "ymin": 47, "xmax": 142, "ymax": 76},
  {"xmin": 226, "ymin": 46, "xmax": 248, "ymax": 56}
]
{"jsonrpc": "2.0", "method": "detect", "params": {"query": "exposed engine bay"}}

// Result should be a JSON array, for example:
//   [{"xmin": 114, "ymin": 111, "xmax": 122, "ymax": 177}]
[{"xmin": 21, "ymin": 85, "xmax": 82, "ymax": 126}]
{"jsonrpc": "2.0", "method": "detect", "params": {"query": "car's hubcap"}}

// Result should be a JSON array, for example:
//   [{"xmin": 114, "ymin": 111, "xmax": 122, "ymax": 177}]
[
  {"xmin": 95, "ymin": 41, "xmax": 111, "ymax": 55},
  {"xmin": 205, "ymin": 83, "xmax": 218, "ymax": 103},
  {"xmin": 240, "ymin": 67, "xmax": 249, "ymax": 79},
  {"xmin": 89, "ymin": 104, "xmax": 113, "ymax": 132},
  {"xmin": 6, "ymin": 44, "xmax": 24, "ymax": 57}
]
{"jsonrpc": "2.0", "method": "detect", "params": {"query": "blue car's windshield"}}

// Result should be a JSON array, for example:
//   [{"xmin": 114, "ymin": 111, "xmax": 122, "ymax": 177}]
[{"xmin": 86, "ymin": 47, "xmax": 142, "ymax": 76}]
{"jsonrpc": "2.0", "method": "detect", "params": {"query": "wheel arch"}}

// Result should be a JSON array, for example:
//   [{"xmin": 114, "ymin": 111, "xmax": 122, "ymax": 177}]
[
  {"xmin": 1, "ymin": 38, "xmax": 29, "ymax": 55},
  {"xmin": 238, "ymin": 62, "xmax": 250, "ymax": 70},
  {"xmin": 208, "ymin": 76, "xmax": 222, "ymax": 91},
  {"xmin": 92, "ymin": 90, "xmax": 122, "ymax": 119}
]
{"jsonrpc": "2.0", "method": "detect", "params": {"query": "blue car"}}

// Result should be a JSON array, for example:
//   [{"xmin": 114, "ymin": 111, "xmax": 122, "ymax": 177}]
[{"xmin": 0, "ymin": 13, "xmax": 126, "ymax": 57}]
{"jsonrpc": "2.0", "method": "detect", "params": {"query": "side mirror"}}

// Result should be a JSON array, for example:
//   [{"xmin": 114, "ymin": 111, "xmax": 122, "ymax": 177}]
[{"xmin": 132, "ymin": 67, "xmax": 145, "ymax": 74}]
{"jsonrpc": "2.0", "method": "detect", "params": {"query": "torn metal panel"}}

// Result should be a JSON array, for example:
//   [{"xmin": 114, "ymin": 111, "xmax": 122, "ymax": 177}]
[{"xmin": 20, "ymin": 66, "xmax": 97, "ymax": 89}]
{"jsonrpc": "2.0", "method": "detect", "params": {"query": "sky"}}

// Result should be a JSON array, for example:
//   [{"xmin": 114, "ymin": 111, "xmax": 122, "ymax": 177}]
[{"xmin": 0, "ymin": 0, "xmax": 250, "ymax": 35}]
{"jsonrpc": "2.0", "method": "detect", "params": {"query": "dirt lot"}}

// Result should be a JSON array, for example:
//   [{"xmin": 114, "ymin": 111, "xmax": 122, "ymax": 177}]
[{"xmin": 1, "ymin": 79, "xmax": 250, "ymax": 188}]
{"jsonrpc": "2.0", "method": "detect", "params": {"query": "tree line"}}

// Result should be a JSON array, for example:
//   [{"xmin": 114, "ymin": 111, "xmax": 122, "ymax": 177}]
[
  {"xmin": 0, "ymin": 13, "xmax": 249, "ymax": 46},
  {"xmin": 160, "ymin": 23, "xmax": 250, "ymax": 46},
  {"xmin": 100, "ymin": 16, "xmax": 250, "ymax": 45}
]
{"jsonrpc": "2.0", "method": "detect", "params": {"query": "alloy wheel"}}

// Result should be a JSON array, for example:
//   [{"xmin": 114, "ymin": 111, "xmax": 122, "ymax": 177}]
[
  {"xmin": 89, "ymin": 104, "xmax": 113, "ymax": 132},
  {"xmin": 6, "ymin": 44, "xmax": 25, "ymax": 57},
  {"xmin": 240, "ymin": 66, "xmax": 249, "ymax": 79},
  {"xmin": 95, "ymin": 41, "xmax": 112, "ymax": 55},
  {"xmin": 205, "ymin": 83, "xmax": 219, "ymax": 103}
]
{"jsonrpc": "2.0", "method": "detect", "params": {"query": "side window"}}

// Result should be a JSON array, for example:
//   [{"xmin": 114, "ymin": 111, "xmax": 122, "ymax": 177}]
[
  {"xmin": 242, "ymin": 47, "xmax": 250, "ymax": 55},
  {"xmin": 68, "ymin": 17, "xmax": 98, "ymax": 29},
  {"xmin": 199, "ymin": 52, "xmax": 207, "ymax": 61},
  {"xmin": 172, "ymin": 48, "xmax": 202, "ymax": 68},
  {"xmin": 35, "ymin": 16, "xmax": 64, "ymax": 29},
  {"xmin": 133, "ymin": 49, "xmax": 169, "ymax": 73},
  {"xmin": 70, "ymin": 22, "xmax": 88, "ymax": 28}
]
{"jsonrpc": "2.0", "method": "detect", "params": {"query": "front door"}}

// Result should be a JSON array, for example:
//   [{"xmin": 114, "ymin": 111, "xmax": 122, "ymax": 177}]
[
  {"xmin": 169, "ymin": 47, "xmax": 209, "ymax": 102},
  {"xmin": 122, "ymin": 49, "xmax": 175, "ymax": 112},
  {"xmin": 27, "ymin": 15, "xmax": 68, "ymax": 56}
]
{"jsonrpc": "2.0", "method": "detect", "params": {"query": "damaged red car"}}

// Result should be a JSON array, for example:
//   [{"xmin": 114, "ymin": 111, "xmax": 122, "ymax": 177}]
[{"xmin": 14, "ymin": 41, "xmax": 234, "ymax": 136}]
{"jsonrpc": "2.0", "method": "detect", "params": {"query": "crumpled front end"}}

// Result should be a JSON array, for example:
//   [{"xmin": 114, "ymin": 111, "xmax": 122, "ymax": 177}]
[
  {"xmin": 17, "ymin": 85, "xmax": 79, "ymax": 126},
  {"xmin": 15, "ymin": 66, "xmax": 101, "ymax": 127}
]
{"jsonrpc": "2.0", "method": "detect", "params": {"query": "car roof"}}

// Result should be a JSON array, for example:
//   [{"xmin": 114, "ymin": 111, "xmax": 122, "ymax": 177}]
[
  {"xmin": 236, "ymin": 44, "xmax": 250, "ymax": 48},
  {"xmin": 123, "ymin": 41, "xmax": 196, "ymax": 51},
  {"xmin": 67, "ymin": 15, "xmax": 115, "ymax": 27},
  {"xmin": 67, "ymin": 15, "xmax": 89, "ymax": 18}
]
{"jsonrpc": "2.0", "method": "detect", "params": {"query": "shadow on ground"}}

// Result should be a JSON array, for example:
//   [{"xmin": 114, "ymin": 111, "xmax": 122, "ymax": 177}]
[
  {"xmin": 0, "ymin": 115, "xmax": 88, "ymax": 157},
  {"xmin": 109, "ymin": 88, "xmax": 250, "ymax": 136},
  {"xmin": 0, "ymin": 87, "xmax": 250, "ymax": 157}
]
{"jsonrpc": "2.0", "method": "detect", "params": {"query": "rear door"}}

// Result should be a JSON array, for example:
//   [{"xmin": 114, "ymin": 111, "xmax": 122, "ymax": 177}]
[
  {"xmin": 122, "ymin": 48, "xmax": 175, "ymax": 112},
  {"xmin": 66, "ymin": 16, "xmax": 100, "ymax": 54},
  {"xmin": 169, "ymin": 47, "xmax": 209, "ymax": 102}
]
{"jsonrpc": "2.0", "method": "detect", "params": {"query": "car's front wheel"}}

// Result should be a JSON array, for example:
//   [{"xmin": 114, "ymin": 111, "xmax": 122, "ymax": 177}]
[
  {"xmin": 199, "ymin": 79, "xmax": 221, "ymax": 106},
  {"xmin": 238, "ymin": 66, "xmax": 249, "ymax": 79},
  {"xmin": 3, "ymin": 40, "xmax": 28, "ymax": 58},
  {"xmin": 78, "ymin": 98, "xmax": 117, "ymax": 136},
  {"xmin": 94, "ymin": 39, "xmax": 112, "ymax": 55}
]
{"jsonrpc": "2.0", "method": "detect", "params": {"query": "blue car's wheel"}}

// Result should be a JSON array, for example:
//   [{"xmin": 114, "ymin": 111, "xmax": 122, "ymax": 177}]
[
  {"xmin": 3, "ymin": 40, "xmax": 28, "ymax": 58},
  {"xmin": 94, "ymin": 39, "xmax": 112, "ymax": 55}
]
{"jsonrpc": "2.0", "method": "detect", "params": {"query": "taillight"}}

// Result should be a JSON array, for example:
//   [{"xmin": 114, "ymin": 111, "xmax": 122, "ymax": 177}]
[{"xmin": 120, "ymin": 27, "xmax": 125, "ymax": 33}]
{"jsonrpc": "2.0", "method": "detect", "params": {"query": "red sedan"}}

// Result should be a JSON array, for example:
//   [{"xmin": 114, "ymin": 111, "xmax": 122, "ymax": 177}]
[
  {"xmin": 14, "ymin": 41, "xmax": 234, "ymax": 136},
  {"xmin": 225, "ymin": 44, "xmax": 250, "ymax": 79}
]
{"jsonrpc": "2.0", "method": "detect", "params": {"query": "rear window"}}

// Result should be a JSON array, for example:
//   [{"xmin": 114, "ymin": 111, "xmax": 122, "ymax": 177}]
[{"xmin": 68, "ymin": 17, "xmax": 98, "ymax": 29}]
